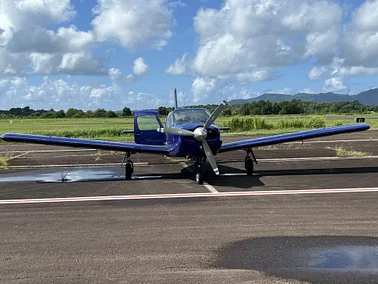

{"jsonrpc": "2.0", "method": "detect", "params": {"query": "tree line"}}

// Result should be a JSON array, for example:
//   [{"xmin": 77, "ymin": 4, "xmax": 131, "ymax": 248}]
[{"xmin": 0, "ymin": 100, "xmax": 376, "ymax": 118}]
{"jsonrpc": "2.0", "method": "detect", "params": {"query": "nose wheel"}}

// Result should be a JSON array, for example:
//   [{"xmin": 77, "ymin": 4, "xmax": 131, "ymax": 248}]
[
  {"xmin": 195, "ymin": 156, "xmax": 204, "ymax": 184},
  {"xmin": 196, "ymin": 167, "xmax": 204, "ymax": 185}
]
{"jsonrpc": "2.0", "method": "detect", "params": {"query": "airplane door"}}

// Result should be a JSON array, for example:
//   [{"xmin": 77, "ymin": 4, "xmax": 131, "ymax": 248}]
[{"xmin": 134, "ymin": 111, "xmax": 166, "ymax": 145}]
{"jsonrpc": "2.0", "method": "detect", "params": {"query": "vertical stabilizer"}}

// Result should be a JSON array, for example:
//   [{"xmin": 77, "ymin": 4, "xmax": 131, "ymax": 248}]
[{"xmin": 174, "ymin": 88, "xmax": 178, "ymax": 110}]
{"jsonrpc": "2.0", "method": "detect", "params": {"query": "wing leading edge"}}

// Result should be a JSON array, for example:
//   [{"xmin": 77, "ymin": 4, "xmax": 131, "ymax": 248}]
[
  {"xmin": 219, "ymin": 123, "xmax": 370, "ymax": 153},
  {"xmin": 0, "ymin": 133, "xmax": 169, "ymax": 154}
]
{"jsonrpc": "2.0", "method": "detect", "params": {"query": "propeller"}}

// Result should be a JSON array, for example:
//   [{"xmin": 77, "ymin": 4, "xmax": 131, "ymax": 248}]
[{"xmin": 157, "ymin": 100, "xmax": 228, "ymax": 175}]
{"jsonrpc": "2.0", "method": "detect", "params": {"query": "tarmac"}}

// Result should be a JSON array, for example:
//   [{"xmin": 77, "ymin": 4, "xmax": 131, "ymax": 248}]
[{"xmin": 1, "ymin": 131, "xmax": 378, "ymax": 283}]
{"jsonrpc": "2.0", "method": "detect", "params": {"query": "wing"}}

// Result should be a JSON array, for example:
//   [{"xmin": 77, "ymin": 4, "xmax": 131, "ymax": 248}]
[
  {"xmin": 0, "ymin": 133, "xmax": 169, "ymax": 154},
  {"xmin": 219, "ymin": 123, "xmax": 370, "ymax": 153}
]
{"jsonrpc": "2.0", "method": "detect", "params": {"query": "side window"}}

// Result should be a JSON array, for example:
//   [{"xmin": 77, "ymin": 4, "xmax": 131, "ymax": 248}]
[{"xmin": 137, "ymin": 115, "xmax": 160, "ymax": 130}]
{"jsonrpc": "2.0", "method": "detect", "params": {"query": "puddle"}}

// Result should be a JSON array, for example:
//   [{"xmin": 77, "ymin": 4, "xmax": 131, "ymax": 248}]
[
  {"xmin": 213, "ymin": 236, "xmax": 378, "ymax": 283},
  {"xmin": 0, "ymin": 167, "xmax": 165, "ymax": 183},
  {"xmin": 310, "ymin": 246, "xmax": 378, "ymax": 270}
]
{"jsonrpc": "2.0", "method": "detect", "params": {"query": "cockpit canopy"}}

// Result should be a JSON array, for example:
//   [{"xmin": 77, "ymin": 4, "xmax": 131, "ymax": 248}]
[{"xmin": 166, "ymin": 109, "xmax": 211, "ymax": 126}]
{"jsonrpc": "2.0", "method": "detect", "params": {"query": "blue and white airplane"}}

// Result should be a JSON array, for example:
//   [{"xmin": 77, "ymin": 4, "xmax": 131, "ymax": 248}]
[{"xmin": 0, "ymin": 90, "xmax": 370, "ymax": 184}]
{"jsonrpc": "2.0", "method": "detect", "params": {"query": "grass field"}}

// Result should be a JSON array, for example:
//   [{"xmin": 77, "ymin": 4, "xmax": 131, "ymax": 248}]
[{"xmin": 0, "ymin": 114, "xmax": 375, "ymax": 141}]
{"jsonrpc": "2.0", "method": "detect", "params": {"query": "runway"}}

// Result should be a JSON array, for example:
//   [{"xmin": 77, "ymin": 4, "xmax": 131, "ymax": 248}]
[{"xmin": 1, "ymin": 131, "xmax": 378, "ymax": 283}]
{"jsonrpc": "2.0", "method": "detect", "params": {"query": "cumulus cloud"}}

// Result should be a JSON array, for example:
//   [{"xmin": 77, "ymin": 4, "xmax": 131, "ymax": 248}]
[
  {"xmin": 341, "ymin": 0, "xmax": 378, "ymax": 68},
  {"xmin": 192, "ymin": 77, "xmax": 218, "ymax": 102},
  {"xmin": 192, "ymin": 0, "xmax": 342, "ymax": 77},
  {"xmin": 165, "ymin": 53, "xmax": 188, "ymax": 75},
  {"xmin": 133, "ymin": 57, "xmax": 150, "ymax": 76},
  {"xmin": 92, "ymin": 0, "xmax": 174, "ymax": 50},
  {"xmin": 0, "ymin": 76, "xmax": 132, "ymax": 110},
  {"xmin": 323, "ymin": 77, "xmax": 348, "ymax": 93},
  {"xmin": 108, "ymin": 68, "xmax": 135, "ymax": 83},
  {"xmin": 0, "ymin": 1, "xmax": 107, "ymax": 76},
  {"xmin": 0, "ymin": 0, "xmax": 75, "ymax": 45}
]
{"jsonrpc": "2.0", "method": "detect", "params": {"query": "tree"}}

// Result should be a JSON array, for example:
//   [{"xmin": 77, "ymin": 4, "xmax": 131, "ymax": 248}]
[
  {"xmin": 73, "ymin": 110, "xmax": 85, "ymax": 117},
  {"xmin": 158, "ymin": 106, "xmax": 169, "ymax": 116},
  {"xmin": 85, "ymin": 110, "xmax": 94, "ymax": 118},
  {"xmin": 222, "ymin": 108, "xmax": 232, "ymax": 116},
  {"xmin": 56, "ymin": 110, "xmax": 66, "ymax": 118},
  {"xmin": 106, "ymin": 110, "xmax": 118, "ymax": 118},
  {"xmin": 93, "ymin": 108, "xmax": 107, "ymax": 117},
  {"xmin": 122, "ymin": 107, "xmax": 132, "ymax": 117},
  {"xmin": 66, "ymin": 108, "xmax": 79, "ymax": 118}
]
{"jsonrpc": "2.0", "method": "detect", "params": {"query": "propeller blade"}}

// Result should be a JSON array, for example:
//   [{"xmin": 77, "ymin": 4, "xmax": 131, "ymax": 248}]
[
  {"xmin": 202, "ymin": 140, "xmax": 219, "ymax": 175},
  {"xmin": 157, "ymin": 127, "xmax": 195, "ymax": 137},
  {"xmin": 204, "ymin": 100, "xmax": 228, "ymax": 129}
]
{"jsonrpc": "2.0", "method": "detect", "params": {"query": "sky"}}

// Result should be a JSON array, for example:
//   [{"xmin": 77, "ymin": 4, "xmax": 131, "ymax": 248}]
[{"xmin": 1, "ymin": 0, "xmax": 378, "ymax": 110}]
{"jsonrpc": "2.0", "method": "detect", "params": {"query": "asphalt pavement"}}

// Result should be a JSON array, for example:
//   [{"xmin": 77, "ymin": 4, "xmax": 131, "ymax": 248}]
[{"xmin": 1, "ymin": 132, "xmax": 378, "ymax": 283}]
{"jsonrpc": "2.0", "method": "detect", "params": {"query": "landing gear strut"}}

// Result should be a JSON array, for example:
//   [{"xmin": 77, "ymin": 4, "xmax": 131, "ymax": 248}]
[
  {"xmin": 195, "ymin": 156, "xmax": 204, "ymax": 185},
  {"xmin": 122, "ymin": 152, "xmax": 134, "ymax": 180},
  {"xmin": 245, "ymin": 148, "xmax": 257, "ymax": 175}
]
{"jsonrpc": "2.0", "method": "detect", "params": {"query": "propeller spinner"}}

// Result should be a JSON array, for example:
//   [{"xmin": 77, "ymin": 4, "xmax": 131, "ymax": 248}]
[{"xmin": 157, "ymin": 100, "xmax": 228, "ymax": 175}]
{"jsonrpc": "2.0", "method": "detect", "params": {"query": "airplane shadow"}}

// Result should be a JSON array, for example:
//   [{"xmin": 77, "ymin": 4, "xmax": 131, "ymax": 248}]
[{"xmin": 182, "ymin": 164, "xmax": 265, "ymax": 189}]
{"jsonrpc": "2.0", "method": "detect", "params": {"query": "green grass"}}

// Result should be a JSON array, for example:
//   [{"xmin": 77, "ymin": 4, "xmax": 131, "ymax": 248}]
[
  {"xmin": 0, "ymin": 114, "xmax": 376, "ymax": 141},
  {"xmin": 328, "ymin": 146, "xmax": 372, "ymax": 157},
  {"xmin": 0, "ymin": 156, "xmax": 8, "ymax": 169}
]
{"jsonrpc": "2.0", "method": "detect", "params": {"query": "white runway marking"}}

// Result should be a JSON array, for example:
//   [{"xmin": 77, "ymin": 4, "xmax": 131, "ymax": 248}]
[
  {"xmin": 259, "ymin": 156, "xmax": 378, "ymax": 162},
  {"xmin": 294, "ymin": 138, "xmax": 378, "ymax": 144},
  {"xmin": 203, "ymin": 182, "xmax": 219, "ymax": 193},
  {"xmin": 2, "ymin": 187, "xmax": 378, "ymax": 205}
]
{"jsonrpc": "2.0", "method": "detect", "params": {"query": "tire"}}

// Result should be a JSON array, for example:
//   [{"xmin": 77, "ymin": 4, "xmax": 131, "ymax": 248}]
[
  {"xmin": 245, "ymin": 158, "xmax": 254, "ymax": 176},
  {"xmin": 125, "ymin": 162, "xmax": 133, "ymax": 180},
  {"xmin": 196, "ymin": 167, "xmax": 204, "ymax": 185}
]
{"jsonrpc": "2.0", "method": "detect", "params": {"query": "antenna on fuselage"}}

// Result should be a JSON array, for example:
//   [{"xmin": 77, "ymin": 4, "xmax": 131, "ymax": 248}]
[{"xmin": 174, "ymin": 88, "xmax": 178, "ymax": 110}]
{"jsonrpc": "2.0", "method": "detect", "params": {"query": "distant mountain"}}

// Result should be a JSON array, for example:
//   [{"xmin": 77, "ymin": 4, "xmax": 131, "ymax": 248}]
[{"xmin": 228, "ymin": 88, "xmax": 378, "ymax": 105}]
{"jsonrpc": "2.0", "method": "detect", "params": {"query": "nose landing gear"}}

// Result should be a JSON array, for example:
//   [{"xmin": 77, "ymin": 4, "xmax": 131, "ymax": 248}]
[{"xmin": 195, "ymin": 156, "xmax": 204, "ymax": 185}]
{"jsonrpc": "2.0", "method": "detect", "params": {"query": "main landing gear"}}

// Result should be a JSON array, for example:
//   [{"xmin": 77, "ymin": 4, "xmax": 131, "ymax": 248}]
[
  {"xmin": 245, "ymin": 148, "xmax": 257, "ymax": 175},
  {"xmin": 122, "ymin": 152, "xmax": 134, "ymax": 180}
]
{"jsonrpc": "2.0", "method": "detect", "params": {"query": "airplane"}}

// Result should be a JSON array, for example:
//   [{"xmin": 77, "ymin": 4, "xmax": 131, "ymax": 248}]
[{"xmin": 0, "ymin": 89, "xmax": 371, "ymax": 184}]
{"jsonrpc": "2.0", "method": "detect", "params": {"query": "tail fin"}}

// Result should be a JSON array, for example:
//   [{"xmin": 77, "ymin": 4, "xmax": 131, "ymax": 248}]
[{"xmin": 174, "ymin": 88, "xmax": 178, "ymax": 110}]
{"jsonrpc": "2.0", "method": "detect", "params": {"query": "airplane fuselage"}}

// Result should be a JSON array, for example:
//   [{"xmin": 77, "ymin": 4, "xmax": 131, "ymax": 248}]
[{"xmin": 166, "ymin": 124, "xmax": 221, "ymax": 157}]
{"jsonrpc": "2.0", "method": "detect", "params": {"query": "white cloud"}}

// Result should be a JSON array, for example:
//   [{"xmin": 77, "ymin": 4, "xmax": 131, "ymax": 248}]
[
  {"xmin": 342, "ymin": 0, "xmax": 378, "ymax": 67},
  {"xmin": 277, "ymin": 87, "xmax": 292, "ymax": 94},
  {"xmin": 300, "ymin": 88, "xmax": 314, "ymax": 94},
  {"xmin": 133, "ymin": 57, "xmax": 150, "ymax": 76},
  {"xmin": 308, "ymin": 66, "xmax": 328, "ymax": 80},
  {"xmin": 0, "ymin": 76, "xmax": 121, "ymax": 110},
  {"xmin": 57, "ymin": 53, "xmax": 106, "ymax": 75},
  {"xmin": 0, "ymin": 1, "xmax": 105, "ymax": 76},
  {"xmin": 192, "ymin": 0, "xmax": 342, "ymax": 77},
  {"xmin": 165, "ymin": 54, "xmax": 188, "ymax": 75},
  {"xmin": 192, "ymin": 77, "xmax": 217, "ymax": 102},
  {"xmin": 323, "ymin": 77, "xmax": 348, "ymax": 93},
  {"xmin": 236, "ymin": 70, "xmax": 273, "ymax": 83},
  {"xmin": 92, "ymin": 0, "xmax": 174, "ymax": 50},
  {"xmin": 7, "ymin": 26, "xmax": 94, "ymax": 54},
  {"xmin": 108, "ymin": 68, "xmax": 135, "ymax": 83}
]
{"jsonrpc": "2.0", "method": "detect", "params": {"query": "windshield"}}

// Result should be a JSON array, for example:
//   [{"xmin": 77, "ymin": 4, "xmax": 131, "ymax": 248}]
[{"xmin": 170, "ymin": 109, "xmax": 211, "ymax": 125}]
